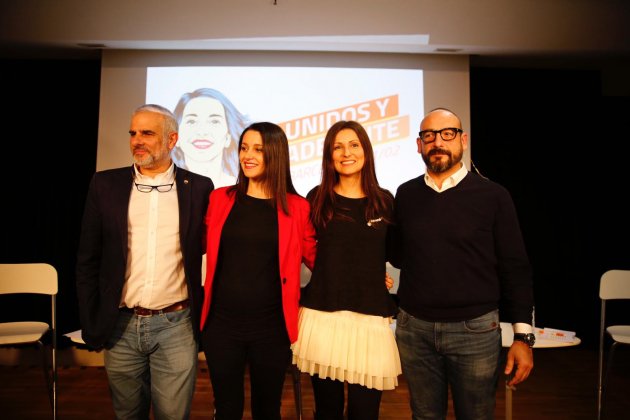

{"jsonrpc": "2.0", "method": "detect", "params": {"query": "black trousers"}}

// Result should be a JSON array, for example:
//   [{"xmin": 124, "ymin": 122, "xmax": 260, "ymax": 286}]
[
  {"xmin": 202, "ymin": 317, "xmax": 291, "ymax": 420},
  {"xmin": 311, "ymin": 374, "xmax": 382, "ymax": 420}
]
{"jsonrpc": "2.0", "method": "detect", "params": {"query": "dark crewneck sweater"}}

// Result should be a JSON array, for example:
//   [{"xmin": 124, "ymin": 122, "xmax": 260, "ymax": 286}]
[{"xmin": 392, "ymin": 172, "xmax": 533, "ymax": 323}]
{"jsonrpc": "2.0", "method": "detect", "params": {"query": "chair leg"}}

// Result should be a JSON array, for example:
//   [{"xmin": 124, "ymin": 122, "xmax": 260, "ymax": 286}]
[
  {"xmin": 37, "ymin": 341, "xmax": 53, "ymax": 408},
  {"xmin": 38, "ymin": 339, "xmax": 57, "ymax": 419},
  {"xmin": 52, "ymin": 340, "xmax": 57, "ymax": 420},
  {"xmin": 600, "ymin": 342, "xmax": 619, "ymax": 420},
  {"xmin": 291, "ymin": 364, "xmax": 303, "ymax": 420}
]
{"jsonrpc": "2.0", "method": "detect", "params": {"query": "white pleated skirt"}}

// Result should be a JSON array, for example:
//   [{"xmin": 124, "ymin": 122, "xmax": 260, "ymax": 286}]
[{"xmin": 291, "ymin": 307, "xmax": 402, "ymax": 390}]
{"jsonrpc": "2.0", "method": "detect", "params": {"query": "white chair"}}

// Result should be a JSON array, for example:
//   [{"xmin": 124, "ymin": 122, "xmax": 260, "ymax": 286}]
[
  {"xmin": 597, "ymin": 269, "xmax": 630, "ymax": 420},
  {"xmin": 0, "ymin": 263, "xmax": 58, "ymax": 419}
]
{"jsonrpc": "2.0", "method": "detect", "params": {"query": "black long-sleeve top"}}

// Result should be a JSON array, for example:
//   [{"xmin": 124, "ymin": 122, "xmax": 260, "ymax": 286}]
[
  {"xmin": 391, "ymin": 172, "xmax": 533, "ymax": 323},
  {"xmin": 301, "ymin": 191, "xmax": 397, "ymax": 317}
]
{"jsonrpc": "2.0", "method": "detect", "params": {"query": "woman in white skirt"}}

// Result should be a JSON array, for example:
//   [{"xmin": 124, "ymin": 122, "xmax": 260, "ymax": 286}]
[{"xmin": 292, "ymin": 120, "xmax": 401, "ymax": 420}]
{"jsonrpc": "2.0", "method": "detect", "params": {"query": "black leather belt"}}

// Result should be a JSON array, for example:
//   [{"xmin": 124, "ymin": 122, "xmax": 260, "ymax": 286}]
[{"xmin": 121, "ymin": 299, "xmax": 189, "ymax": 316}]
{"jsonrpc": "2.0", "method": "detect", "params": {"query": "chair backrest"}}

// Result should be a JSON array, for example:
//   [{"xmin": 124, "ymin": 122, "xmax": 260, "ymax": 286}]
[
  {"xmin": 0, "ymin": 263, "xmax": 58, "ymax": 295},
  {"xmin": 599, "ymin": 269, "xmax": 630, "ymax": 300}
]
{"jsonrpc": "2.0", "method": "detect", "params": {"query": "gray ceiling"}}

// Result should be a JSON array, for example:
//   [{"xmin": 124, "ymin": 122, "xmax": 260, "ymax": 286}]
[{"xmin": 1, "ymin": 0, "xmax": 629, "ymax": 59}]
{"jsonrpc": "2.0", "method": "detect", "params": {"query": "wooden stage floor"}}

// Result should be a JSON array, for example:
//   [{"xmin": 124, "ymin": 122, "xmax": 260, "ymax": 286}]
[{"xmin": 1, "ymin": 346, "xmax": 629, "ymax": 419}]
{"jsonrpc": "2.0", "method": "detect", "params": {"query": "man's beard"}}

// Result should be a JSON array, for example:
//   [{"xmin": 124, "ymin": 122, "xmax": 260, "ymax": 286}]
[
  {"xmin": 422, "ymin": 147, "xmax": 463, "ymax": 173},
  {"xmin": 133, "ymin": 146, "xmax": 168, "ymax": 168}
]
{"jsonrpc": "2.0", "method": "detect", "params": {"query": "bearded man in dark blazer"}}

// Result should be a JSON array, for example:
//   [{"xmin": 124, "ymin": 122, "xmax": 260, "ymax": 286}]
[{"xmin": 76, "ymin": 104, "xmax": 214, "ymax": 419}]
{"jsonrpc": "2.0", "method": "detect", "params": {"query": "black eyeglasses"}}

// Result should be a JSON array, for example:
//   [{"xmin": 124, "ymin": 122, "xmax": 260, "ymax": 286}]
[
  {"xmin": 418, "ymin": 127, "xmax": 463, "ymax": 144},
  {"xmin": 134, "ymin": 181, "xmax": 174, "ymax": 193}
]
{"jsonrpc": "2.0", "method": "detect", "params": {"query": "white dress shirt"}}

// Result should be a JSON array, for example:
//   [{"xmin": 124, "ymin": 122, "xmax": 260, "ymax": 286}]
[{"xmin": 120, "ymin": 164, "xmax": 188, "ymax": 310}]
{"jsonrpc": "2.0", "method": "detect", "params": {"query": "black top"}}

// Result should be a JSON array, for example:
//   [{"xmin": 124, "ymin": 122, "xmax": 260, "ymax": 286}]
[
  {"xmin": 301, "ymin": 190, "xmax": 397, "ymax": 317},
  {"xmin": 210, "ymin": 194, "xmax": 284, "ymax": 335},
  {"xmin": 391, "ymin": 172, "xmax": 534, "ymax": 323}
]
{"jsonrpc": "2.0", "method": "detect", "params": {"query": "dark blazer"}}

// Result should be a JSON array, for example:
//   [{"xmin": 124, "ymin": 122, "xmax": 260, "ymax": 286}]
[{"xmin": 76, "ymin": 165, "xmax": 213, "ymax": 349}]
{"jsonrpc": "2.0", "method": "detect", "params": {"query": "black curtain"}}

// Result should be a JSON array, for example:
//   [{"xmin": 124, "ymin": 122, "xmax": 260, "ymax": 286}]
[
  {"xmin": 470, "ymin": 66, "xmax": 630, "ymax": 348},
  {"xmin": 0, "ymin": 59, "xmax": 100, "ymax": 343}
]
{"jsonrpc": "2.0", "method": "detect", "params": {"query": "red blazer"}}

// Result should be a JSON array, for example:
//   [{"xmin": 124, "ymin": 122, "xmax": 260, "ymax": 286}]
[{"xmin": 200, "ymin": 186, "xmax": 317, "ymax": 343}]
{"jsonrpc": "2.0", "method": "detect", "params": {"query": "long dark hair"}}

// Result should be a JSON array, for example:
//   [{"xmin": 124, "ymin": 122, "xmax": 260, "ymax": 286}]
[
  {"xmin": 231, "ymin": 122, "xmax": 298, "ymax": 215},
  {"xmin": 309, "ymin": 120, "xmax": 393, "ymax": 230}
]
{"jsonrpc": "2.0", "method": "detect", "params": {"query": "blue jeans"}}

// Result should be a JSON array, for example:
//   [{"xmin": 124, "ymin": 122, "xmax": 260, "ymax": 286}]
[
  {"xmin": 104, "ymin": 307, "xmax": 198, "ymax": 420},
  {"xmin": 395, "ymin": 308, "xmax": 501, "ymax": 420}
]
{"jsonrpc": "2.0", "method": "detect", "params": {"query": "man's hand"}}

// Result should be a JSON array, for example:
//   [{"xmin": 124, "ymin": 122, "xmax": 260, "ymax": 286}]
[{"xmin": 504, "ymin": 341, "xmax": 534, "ymax": 387}]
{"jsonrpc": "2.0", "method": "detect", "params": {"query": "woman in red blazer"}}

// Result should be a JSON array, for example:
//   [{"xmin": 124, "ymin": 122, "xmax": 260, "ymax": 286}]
[{"xmin": 200, "ymin": 122, "xmax": 316, "ymax": 420}]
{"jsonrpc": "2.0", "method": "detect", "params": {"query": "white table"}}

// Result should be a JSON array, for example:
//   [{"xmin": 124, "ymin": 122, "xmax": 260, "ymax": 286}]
[
  {"xmin": 500, "ymin": 322, "xmax": 581, "ymax": 420},
  {"xmin": 501, "ymin": 322, "xmax": 581, "ymax": 348},
  {"xmin": 64, "ymin": 329, "xmax": 85, "ymax": 344}
]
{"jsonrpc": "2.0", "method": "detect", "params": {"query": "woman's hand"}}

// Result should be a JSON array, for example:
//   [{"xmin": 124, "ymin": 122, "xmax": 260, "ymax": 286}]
[{"xmin": 385, "ymin": 272, "xmax": 394, "ymax": 290}]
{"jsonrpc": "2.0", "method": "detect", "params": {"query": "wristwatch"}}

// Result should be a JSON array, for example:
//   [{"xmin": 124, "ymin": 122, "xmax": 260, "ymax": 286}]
[{"xmin": 513, "ymin": 333, "xmax": 536, "ymax": 348}]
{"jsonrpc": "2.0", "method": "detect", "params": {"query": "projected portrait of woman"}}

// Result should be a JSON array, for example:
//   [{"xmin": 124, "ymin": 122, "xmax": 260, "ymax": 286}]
[{"xmin": 172, "ymin": 87, "xmax": 250, "ymax": 187}]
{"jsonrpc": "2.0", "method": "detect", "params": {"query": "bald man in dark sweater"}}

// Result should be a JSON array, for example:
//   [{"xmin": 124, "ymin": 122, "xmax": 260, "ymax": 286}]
[{"xmin": 391, "ymin": 108, "xmax": 534, "ymax": 420}]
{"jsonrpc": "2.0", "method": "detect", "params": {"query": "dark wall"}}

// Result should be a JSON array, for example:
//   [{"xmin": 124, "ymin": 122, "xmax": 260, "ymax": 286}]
[
  {"xmin": 1, "ymin": 58, "xmax": 627, "ymax": 350},
  {"xmin": 470, "ymin": 66, "xmax": 630, "ymax": 348},
  {"xmin": 0, "ymin": 59, "xmax": 100, "ymax": 340}
]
